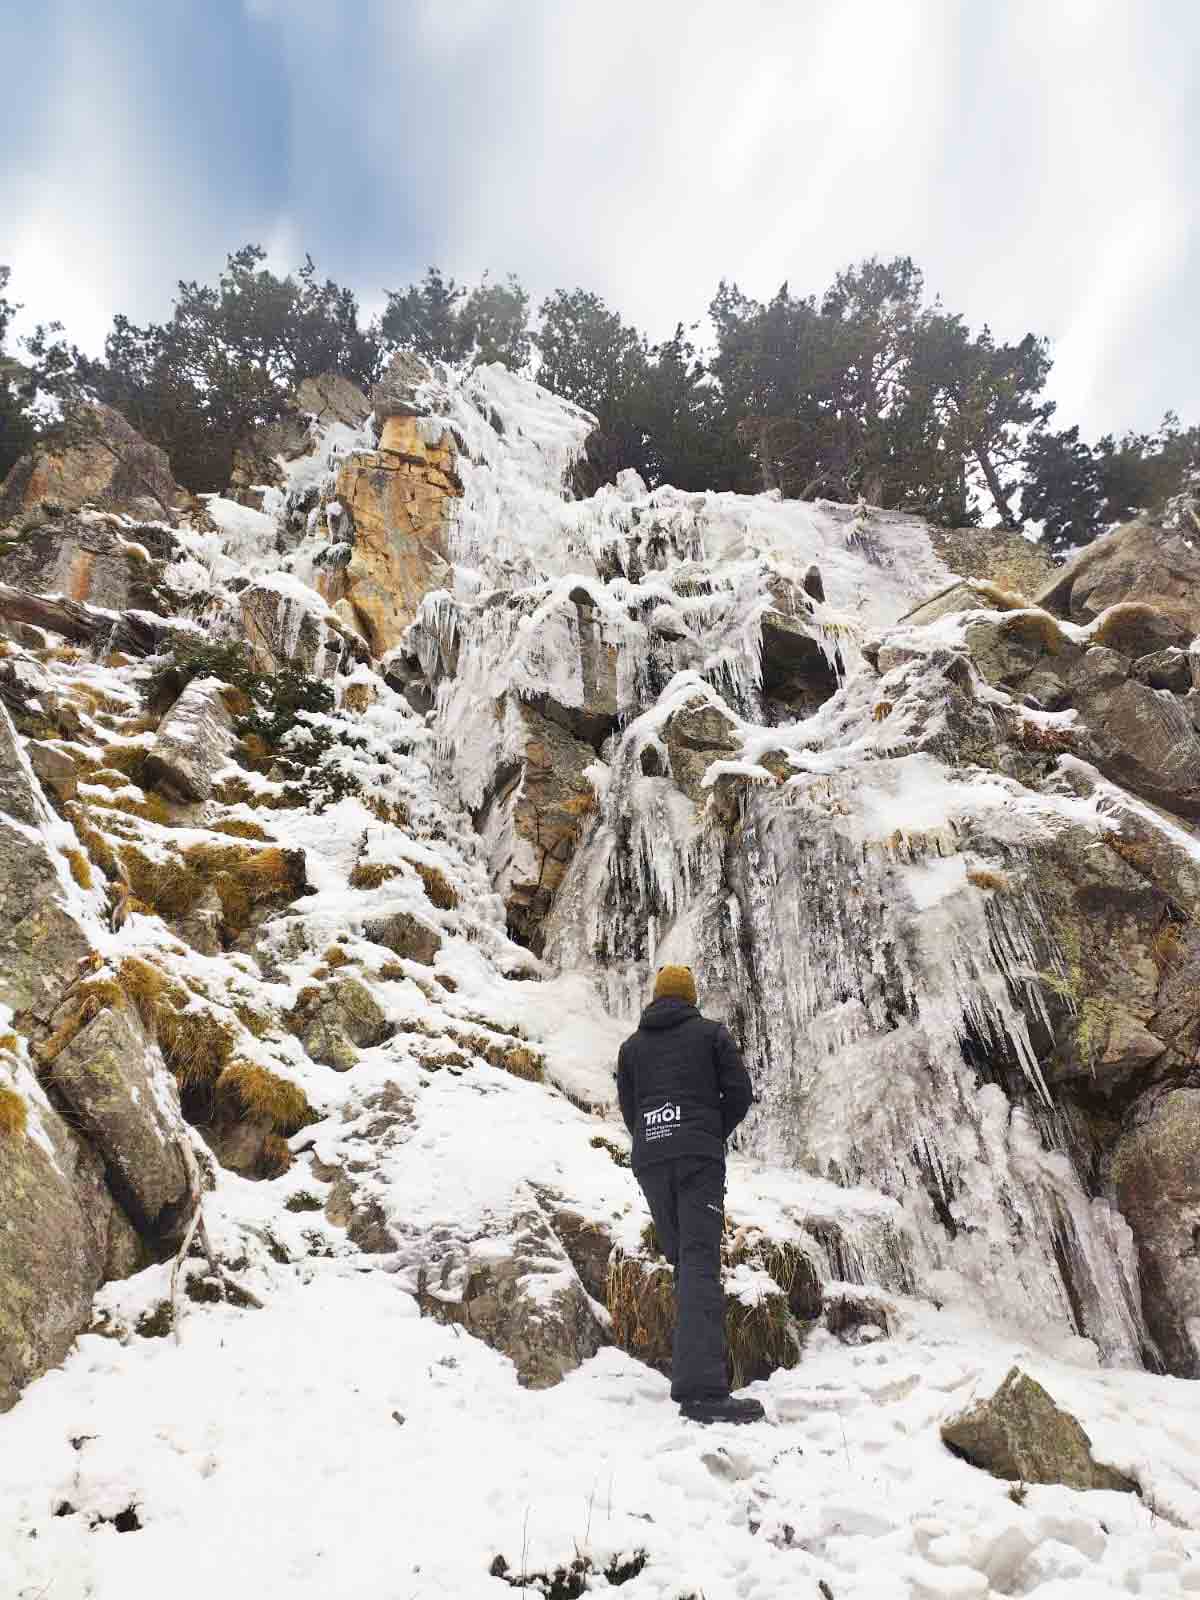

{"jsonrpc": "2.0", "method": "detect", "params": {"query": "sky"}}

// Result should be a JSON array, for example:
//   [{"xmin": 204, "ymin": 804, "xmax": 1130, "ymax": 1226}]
[{"xmin": 2, "ymin": 0, "xmax": 1197, "ymax": 441}]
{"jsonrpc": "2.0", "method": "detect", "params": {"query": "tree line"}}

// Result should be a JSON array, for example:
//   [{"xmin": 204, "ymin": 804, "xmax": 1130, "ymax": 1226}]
[{"xmin": 2, "ymin": 249, "xmax": 1195, "ymax": 553}]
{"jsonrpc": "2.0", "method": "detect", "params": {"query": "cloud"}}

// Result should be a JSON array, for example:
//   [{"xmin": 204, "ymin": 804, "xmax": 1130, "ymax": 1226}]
[{"xmin": 2, "ymin": 0, "xmax": 1196, "ymax": 439}]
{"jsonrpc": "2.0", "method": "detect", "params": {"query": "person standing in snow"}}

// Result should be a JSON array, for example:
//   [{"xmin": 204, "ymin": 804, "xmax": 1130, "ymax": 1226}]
[{"xmin": 616, "ymin": 964, "xmax": 764, "ymax": 1426}]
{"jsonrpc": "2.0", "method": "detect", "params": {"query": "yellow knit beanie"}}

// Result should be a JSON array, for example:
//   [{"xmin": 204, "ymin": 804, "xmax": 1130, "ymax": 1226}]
[{"xmin": 653, "ymin": 964, "xmax": 698, "ymax": 1005}]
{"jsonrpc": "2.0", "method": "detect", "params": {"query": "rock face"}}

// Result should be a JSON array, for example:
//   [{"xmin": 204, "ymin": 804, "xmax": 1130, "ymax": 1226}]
[
  {"xmin": 929, "ymin": 523, "xmax": 1058, "ymax": 596},
  {"xmin": 1113, "ymin": 1091, "xmax": 1200, "ymax": 1377},
  {"xmin": 47, "ymin": 1005, "xmax": 190, "ymax": 1238},
  {"xmin": 0, "ymin": 513, "xmax": 175, "ymax": 611},
  {"xmin": 477, "ymin": 699, "xmax": 600, "ymax": 951},
  {"xmin": 228, "ymin": 373, "xmax": 370, "ymax": 509},
  {"xmin": 0, "ymin": 405, "xmax": 181, "ymax": 530},
  {"xmin": 239, "ymin": 582, "xmax": 363, "ymax": 678},
  {"xmin": 0, "ymin": 710, "xmax": 92, "ymax": 1024},
  {"xmin": 309, "ymin": 353, "xmax": 461, "ymax": 656},
  {"xmin": 942, "ymin": 1367, "xmax": 1136, "ymax": 1492},
  {"xmin": 144, "ymin": 677, "xmax": 236, "ymax": 802},
  {"xmin": 1037, "ymin": 515, "xmax": 1200, "ymax": 637},
  {"xmin": 0, "ymin": 1085, "xmax": 143, "ymax": 1413}
]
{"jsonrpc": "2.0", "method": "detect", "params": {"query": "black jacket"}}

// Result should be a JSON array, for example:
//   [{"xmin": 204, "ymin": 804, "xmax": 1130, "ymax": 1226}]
[{"xmin": 616, "ymin": 999, "xmax": 754, "ymax": 1172}]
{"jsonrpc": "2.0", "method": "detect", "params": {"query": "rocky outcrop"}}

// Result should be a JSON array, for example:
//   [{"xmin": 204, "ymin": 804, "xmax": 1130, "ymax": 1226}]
[
  {"xmin": 229, "ymin": 373, "xmax": 370, "ymax": 509},
  {"xmin": 144, "ymin": 677, "xmax": 236, "ymax": 802},
  {"xmin": 0, "ymin": 405, "xmax": 181, "ymax": 530},
  {"xmin": 1113, "ymin": 1091, "xmax": 1200, "ymax": 1377},
  {"xmin": 477, "ymin": 699, "xmax": 599, "ymax": 950},
  {"xmin": 929, "ymin": 523, "xmax": 1058, "ymax": 597},
  {"xmin": 239, "ymin": 582, "xmax": 364, "ymax": 678},
  {"xmin": 759, "ymin": 574, "xmax": 839, "ymax": 721},
  {"xmin": 655, "ymin": 692, "xmax": 742, "ymax": 800},
  {"xmin": 1038, "ymin": 516, "xmax": 1200, "ymax": 637},
  {"xmin": 0, "ymin": 513, "xmax": 175, "ymax": 611},
  {"xmin": 416, "ymin": 1205, "xmax": 607, "ymax": 1389},
  {"xmin": 0, "ymin": 1080, "xmax": 144, "ymax": 1413},
  {"xmin": 312, "ymin": 354, "xmax": 460, "ymax": 656},
  {"xmin": 942, "ymin": 1367, "xmax": 1136, "ymax": 1492},
  {"xmin": 0, "ymin": 709, "xmax": 92, "ymax": 1025}
]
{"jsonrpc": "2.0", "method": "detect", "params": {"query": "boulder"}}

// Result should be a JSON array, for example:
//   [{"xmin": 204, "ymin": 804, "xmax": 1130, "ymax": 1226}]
[
  {"xmin": 289, "ymin": 976, "xmax": 392, "ymax": 1071},
  {"xmin": 661, "ymin": 694, "xmax": 742, "ymax": 800},
  {"xmin": 0, "ymin": 513, "xmax": 173, "ymax": 611},
  {"xmin": 24, "ymin": 740, "xmax": 78, "ymax": 805},
  {"xmin": 0, "ymin": 1085, "xmax": 143, "ymax": 1412},
  {"xmin": 941, "ymin": 1367, "xmax": 1136, "ymax": 1491},
  {"xmin": 364, "ymin": 909, "xmax": 443, "ymax": 967},
  {"xmin": 296, "ymin": 372, "xmax": 371, "ymax": 431},
  {"xmin": 1113, "ymin": 1090, "xmax": 1200, "ymax": 1376},
  {"xmin": 416, "ymin": 1205, "xmax": 607, "ymax": 1388},
  {"xmin": 144, "ymin": 676, "xmax": 236, "ymax": 802},
  {"xmin": 48, "ymin": 1003, "xmax": 190, "ymax": 1238},
  {"xmin": 1037, "ymin": 518, "xmax": 1200, "ymax": 637},
  {"xmin": 0, "ymin": 405, "xmax": 181, "ymax": 530}
]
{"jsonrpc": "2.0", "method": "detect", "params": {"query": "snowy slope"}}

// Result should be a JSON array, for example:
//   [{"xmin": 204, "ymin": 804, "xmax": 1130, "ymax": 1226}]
[{"xmin": 4, "ymin": 360, "xmax": 1200, "ymax": 1599}]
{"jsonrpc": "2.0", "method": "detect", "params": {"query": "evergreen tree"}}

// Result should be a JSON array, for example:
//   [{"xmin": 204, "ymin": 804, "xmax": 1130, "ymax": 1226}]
[
  {"xmin": 381, "ymin": 268, "xmax": 531, "ymax": 369},
  {"xmin": 78, "ymin": 246, "xmax": 382, "ymax": 492}
]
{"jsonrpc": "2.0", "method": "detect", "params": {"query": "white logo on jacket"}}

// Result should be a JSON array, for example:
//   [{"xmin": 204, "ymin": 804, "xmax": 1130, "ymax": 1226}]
[{"xmin": 643, "ymin": 1102, "xmax": 681, "ymax": 1141}]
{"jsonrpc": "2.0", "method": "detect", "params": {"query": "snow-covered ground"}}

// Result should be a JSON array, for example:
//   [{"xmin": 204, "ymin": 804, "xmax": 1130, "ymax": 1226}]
[{"xmin": 6, "ymin": 1263, "xmax": 1200, "ymax": 1599}]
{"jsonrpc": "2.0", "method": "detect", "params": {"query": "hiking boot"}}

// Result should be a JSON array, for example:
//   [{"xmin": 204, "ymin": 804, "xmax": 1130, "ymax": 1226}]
[{"xmin": 679, "ymin": 1395, "xmax": 765, "ymax": 1425}]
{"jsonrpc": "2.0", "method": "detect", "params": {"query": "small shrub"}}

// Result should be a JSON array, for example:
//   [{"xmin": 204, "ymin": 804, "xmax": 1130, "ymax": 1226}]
[
  {"xmin": 284, "ymin": 1191, "xmax": 323, "ymax": 1213},
  {"xmin": 0, "ymin": 1086, "xmax": 28, "ymax": 1139},
  {"xmin": 144, "ymin": 640, "xmax": 261, "ymax": 711},
  {"xmin": 216, "ymin": 1061, "xmax": 313, "ymax": 1136}
]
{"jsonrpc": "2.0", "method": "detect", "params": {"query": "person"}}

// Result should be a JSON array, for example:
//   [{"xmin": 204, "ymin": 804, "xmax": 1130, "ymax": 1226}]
[{"xmin": 616, "ymin": 964, "xmax": 765, "ymax": 1425}]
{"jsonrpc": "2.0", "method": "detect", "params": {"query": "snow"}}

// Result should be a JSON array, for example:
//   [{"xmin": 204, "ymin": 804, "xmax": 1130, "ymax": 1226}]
[
  {"xmin": 5, "ymin": 1266, "xmax": 1200, "ymax": 1599},
  {"xmin": 7, "ymin": 360, "xmax": 1200, "ymax": 1599}
]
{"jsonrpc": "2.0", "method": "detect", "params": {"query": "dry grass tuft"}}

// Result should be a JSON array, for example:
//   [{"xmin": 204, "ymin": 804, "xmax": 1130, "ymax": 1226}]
[
  {"xmin": 323, "ymin": 945, "xmax": 351, "ymax": 969},
  {"xmin": 33, "ymin": 979, "xmax": 125, "ymax": 1066},
  {"xmin": 64, "ymin": 804, "xmax": 121, "ymax": 878},
  {"xmin": 1091, "ymin": 601, "xmax": 1186, "ymax": 655},
  {"xmin": 1000, "ymin": 609, "xmax": 1069, "ymax": 656},
  {"xmin": 590, "ymin": 1134, "xmax": 630, "ymax": 1168},
  {"xmin": 872, "ymin": 701, "xmax": 893, "ymax": 722},
  {"xmin": 233, "ymin": 1002, "xmax": 273, "ymax": 1039},
  {"xmin": 1103, "ymin": 830, "xmax": 1157, "ymax": 877},
  {"xmin": 607, "ymin": 1253, "xmax": 677, "ymax": 1371},
  {"xmin": 971, "ymin": 579, "xmax": 1029, "ymax": 612},
  {"xmin": 220, "ymin": 686, "xmax": 254, "ymax": 718},
  {"xmin": 0, "ymin": 1086, "xmax": 28, "ymax": 1139},
  {"xmin": 967, "ymin": 868, "xmax": 1009, "ymax": 893},
  {"xmin": 216, "ymin": 1061, "xmax": 313, "ymax": 1136},
  {"xmin": 0, "ymin": 1033, "xmax": 18, "ymax": 1055},
  {"xmin": 348, "ymin": 861, "xmax": 402, "ymax": 890},
  {"xmin": 415, "ymin": 862, "xmax": 458, "ymax": 911},
  {"xmin": 376, "ymin": 962, "xmax": 407, "ymax": 981},
  {"xmin": 259, "ymin": 1133, "xmax": 293, "ymax": 1178},
  {"xmin": 210, "ymin": 818, "xmax": 271, "ymax": 842},
  {"xmin": 1151, "ymin": 921, "xmax": 1184, "ymax": 974},
  {"xmin": 363, "ymin": 794, "xmax": 411, "ymax": 829},
  {"xmin": 1013, "ymin": 719, "xmax": 1074, "ymax": 755},
  {"xmin": 91, "ymin": 790, "xmax": 174, "ymax": 826},
  {"xmin": 725, "ymin": 1287, "xmax": 797, "ymax": 1388},
  {"xmin": 64, "ymin": 848, "xmax": 94, "ymax": 890}
]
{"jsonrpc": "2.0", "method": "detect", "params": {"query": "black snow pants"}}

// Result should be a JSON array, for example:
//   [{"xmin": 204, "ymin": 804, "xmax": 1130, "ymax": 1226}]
[{"xmin": 637, "ymin": 1157, "xmax": 728, "ymax": 1403}]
